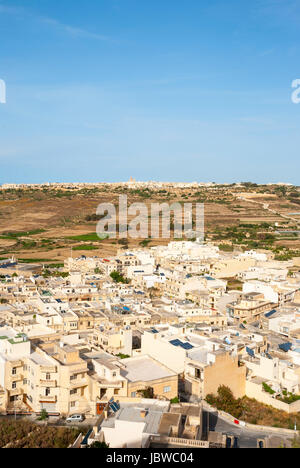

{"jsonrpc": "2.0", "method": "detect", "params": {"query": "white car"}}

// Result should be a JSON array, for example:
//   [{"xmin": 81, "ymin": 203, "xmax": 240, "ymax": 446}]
[{"xmin": 66, "ymin": 414, "xmax": 84, "ymax": 423}]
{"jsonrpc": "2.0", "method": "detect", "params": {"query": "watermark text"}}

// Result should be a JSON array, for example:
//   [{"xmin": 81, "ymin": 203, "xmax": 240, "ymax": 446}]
[
  {"xmin": 291, "ymin": 79, "xmax": 300, "ymax": 104},
  {"xmin": 0, "ymin": 79, "xmax": 6, "ymax": 104},
  {"xmin": 96, "ymin": 195, "xmax": 204, "ymax": 241}
]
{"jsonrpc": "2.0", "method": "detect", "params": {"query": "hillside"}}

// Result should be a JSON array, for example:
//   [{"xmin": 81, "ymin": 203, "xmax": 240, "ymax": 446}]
[{"xmin": 0, "ymin": 183, "xmax": 300, "ymax": 263}]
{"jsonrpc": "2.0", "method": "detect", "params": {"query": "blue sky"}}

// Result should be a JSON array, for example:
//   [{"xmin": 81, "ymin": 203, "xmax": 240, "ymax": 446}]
[{"xmin": 0, "ymin": 0, "xmax": 300, "ymax": 184}]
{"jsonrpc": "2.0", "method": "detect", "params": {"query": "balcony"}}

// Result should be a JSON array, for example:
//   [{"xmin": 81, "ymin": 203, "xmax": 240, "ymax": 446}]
[
  {"xmin": 39, "ymin": 394, "xmax": 57, "ymax": 403},
  {"xmin": 186, "ymin": 373, "xmax": 203, "ymax": 384},
  {"xmin": 69, "ymin": 392, "xmax": 79, "ymax": 401},
  {"xmin": 40, "ymin": 366, "xmax": 57, "ymax": 373},
  {"xmin": 9, "ymin": 388, "xmax": 23, "ymax": 397},
  {"xmin": 70, "ymin": 377, "xmax": 88, "ymax": 388},
  {"xmin": 11, "ymin": 372, "xmax": 24, "ymax": 381},
  {"xmin": 9, "ymin": 360, "xmax": 23, "ymax": 368},
  {"xmin": 149, "ymin": 435, "xmax": 209, "ymax": 448},
  {"xmin": 70, "ymin": 367, "xmax": 87, "ymax": 376},
  {"xmin": 97, "ymin": 379, "xmax": 123, "ymax": 389},
  {"xmin": 40, "ymin": 379, "xmax": 57, "ymax": 388}
]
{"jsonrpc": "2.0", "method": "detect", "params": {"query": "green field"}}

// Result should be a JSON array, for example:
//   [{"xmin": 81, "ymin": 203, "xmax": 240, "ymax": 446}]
[
  {"xmin": 73, "ymin": 244, "xmax": 99, "ymax": 251},
  {"xmin": 67, "ymin": 232, "xmax": 107, "ymax": 242}
]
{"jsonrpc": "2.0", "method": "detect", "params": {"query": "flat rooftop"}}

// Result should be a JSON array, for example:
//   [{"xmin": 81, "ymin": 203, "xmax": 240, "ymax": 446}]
[
  {"xmin": 102, "ymin": 401, "xmax": 169, "ymax": 434},
  {"xmin": 29, "ymin": 351, "xmax": 55, "ymax": 367},
  {"xmin": 158, "ymin": 412, "xmax": 181, "ymax": 435},
  {"xmin": 121, "ymin": 356, "xmax": 176, "ymax": 382}
]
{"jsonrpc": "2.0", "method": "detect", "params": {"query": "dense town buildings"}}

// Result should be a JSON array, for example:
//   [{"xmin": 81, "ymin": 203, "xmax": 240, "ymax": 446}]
[{"xmin": 1, "ymin": 238, "xmax": 300, "ymax": 447}]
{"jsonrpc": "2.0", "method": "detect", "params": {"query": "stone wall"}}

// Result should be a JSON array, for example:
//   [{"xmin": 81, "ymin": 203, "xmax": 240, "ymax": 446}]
[{"xmin": 245, "ymin": 380, "xmax": 300, "ymax": 414}]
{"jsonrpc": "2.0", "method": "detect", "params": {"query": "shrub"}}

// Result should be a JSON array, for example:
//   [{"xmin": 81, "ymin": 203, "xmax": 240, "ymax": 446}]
[
  {"xmin": 110, "ymin": 271, "xmax": 130, "ymax": 284},
  {"xmin": 38, "ymin": 409, "xmax": 49, "ymax": 421},
  {"xmin": 170, "ymin": 397, "xmax": 180, "ymax": 404},
  {"xmin": 262, "ymin": 382, "xmax": 275, "ymax": 395},
  {"xmin": 117, "ymin": 353, "xmax": 130, "ymax": 359},
  {"xmin": 137, "ymin": 387, "xmax": 154, "ymax": 399},
  {"xmin": 88, "ymin": 441, "xmax": 110, "ymax": 448}
]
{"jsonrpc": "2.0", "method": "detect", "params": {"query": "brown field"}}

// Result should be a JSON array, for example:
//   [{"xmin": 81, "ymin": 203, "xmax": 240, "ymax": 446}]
[{"xmin": 0, "ymin": 184, "xmax": 299, "ymax": 262}]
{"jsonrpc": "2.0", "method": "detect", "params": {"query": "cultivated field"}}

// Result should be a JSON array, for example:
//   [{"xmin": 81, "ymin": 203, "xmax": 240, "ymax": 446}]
[{"xmin": 0, "ymin": 183, "xmax": 300, "ymax": 263}]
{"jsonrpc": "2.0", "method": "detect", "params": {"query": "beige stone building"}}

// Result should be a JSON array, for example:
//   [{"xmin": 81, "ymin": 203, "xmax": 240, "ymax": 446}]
[
  {"xmin": 89, "ymin": 326, "xmax": 132, "ymax": 356},
  {"xmin": 121, "ymin": 355, "xmax": 178, "ymax": 401},
  {"xmin": 185, "ymin": 351, "xmax": 246, "ymax": 399},
  {"xmin": 210, "ymin": 257, "xmax": 256, "ymax": 278},
  {"xmin": 0, "ymin": 327, "xmax": 91, "ymax": 416},
  {"xmin": 85, "ymin": 352, "xmax": 178, "ymax": 415},
  {"xmin": 226, "ymin": 292, "xmax": 275, "ymax": 322}
]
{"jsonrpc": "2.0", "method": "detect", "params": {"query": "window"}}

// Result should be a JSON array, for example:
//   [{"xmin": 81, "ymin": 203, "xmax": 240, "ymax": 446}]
[
  {"xmin": 45, "ymin": 388, "xmax": 51, "ymax": 396},
  {"xmin": 12, "ymin": 367, "xmax": 17, "ymax": 375},
  {"xmin": 70, "ymin": 389, "xmax": 77, "ymax": 395},
  {"xmin": 46, "ymin": 373, "xmax": 51, "ymax": 380},
  {"xmin": 71, "ymin": 401, "xmax": 76, "ymax": 408},
  {"xmin": 12, "ymin": 381, "xmax": 17, "ymax": 389},
  {"xmin": 163, "ymin": 386, "xmax": 171, "ymax": 393},
  {"xmin": 131, "ymin": 392, "xmax": 136, "ymax": 398}
]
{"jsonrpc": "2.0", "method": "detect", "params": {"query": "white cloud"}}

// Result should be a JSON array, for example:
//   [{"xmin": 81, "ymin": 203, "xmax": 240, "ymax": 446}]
[
  {"xmin": 0, "ymin": 2, "xmax": 114, "ymax": 42},
  {"xmin": 39, "ymin": 17, "xmax": 113, "ymax": 42}
]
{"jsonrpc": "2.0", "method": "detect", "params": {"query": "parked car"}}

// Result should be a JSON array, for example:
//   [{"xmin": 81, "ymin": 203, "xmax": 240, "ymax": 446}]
[{"xmin": 66, "ymin": 414, "xmax": 85, "ymax": 423}]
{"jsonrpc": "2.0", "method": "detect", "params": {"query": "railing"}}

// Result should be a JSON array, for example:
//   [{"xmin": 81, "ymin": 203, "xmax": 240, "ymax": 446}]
[
  {"xmin": 150, "ymin": 435, "xmax": 209, "ymax": 448},
  {"xmin": 70, "ymin": 378, "xmax": 88, "ymax": 388},
  {"xmin": 40, "ymin": 379, "xmax": 57, "ymax": 388},
  {"xmin": 97, "ymin": 380, "xmax": 123, "ymax": 389},
  {"xmin": 186, "ymin": 374, "xmax": 203, "ymax": 383},
  {"xmin": 9, "ymin": 360, "xmax": 23, "ymax": 368},
  {"xmin": 40, "ymin": 366, "xmax": 57, "ymax": 373},
  {"xmin": 9, "ymin": 388, "xmax": 24, "ymax": 397},
  {"xmin": 39, "ymin": 394, "xmax": 57, "ymax": 403},
  {"xmin": 69, "ymin": 367, "xmax": 87, "ymax": 375},
  {"xmin": 11, "ymin": 373, "xmax": 24, "ymax": 381}
]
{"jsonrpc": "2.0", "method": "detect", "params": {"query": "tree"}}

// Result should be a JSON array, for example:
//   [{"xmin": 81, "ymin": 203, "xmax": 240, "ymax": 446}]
[
  {"xmin": 170, "ymin": 397, "xmax": 180, "ymax": 404},
  {"xmin": 117, "ymin": 353, "xmax": 130, "ymax": 359},
  {"xmin": 206, "ymin": 385, "xmax": 244, "ymax": 419},
  {"xmin": 137, "ymin": 387, "xmax": 154, "ymax": 399},
  {"xmin": 38, "ymin": 409, "xmax": 49, "ymax": 421},
  {"xmin": 149, "ymin": 287, "xmax": 161, "ymax": 299},
  {"xmin": 110, "ymin": 271, "xmax": 130, "ymax": 284},
  {"xmin": 89, "ymin": 441, "xmax": 110, "ymax": 448}
]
